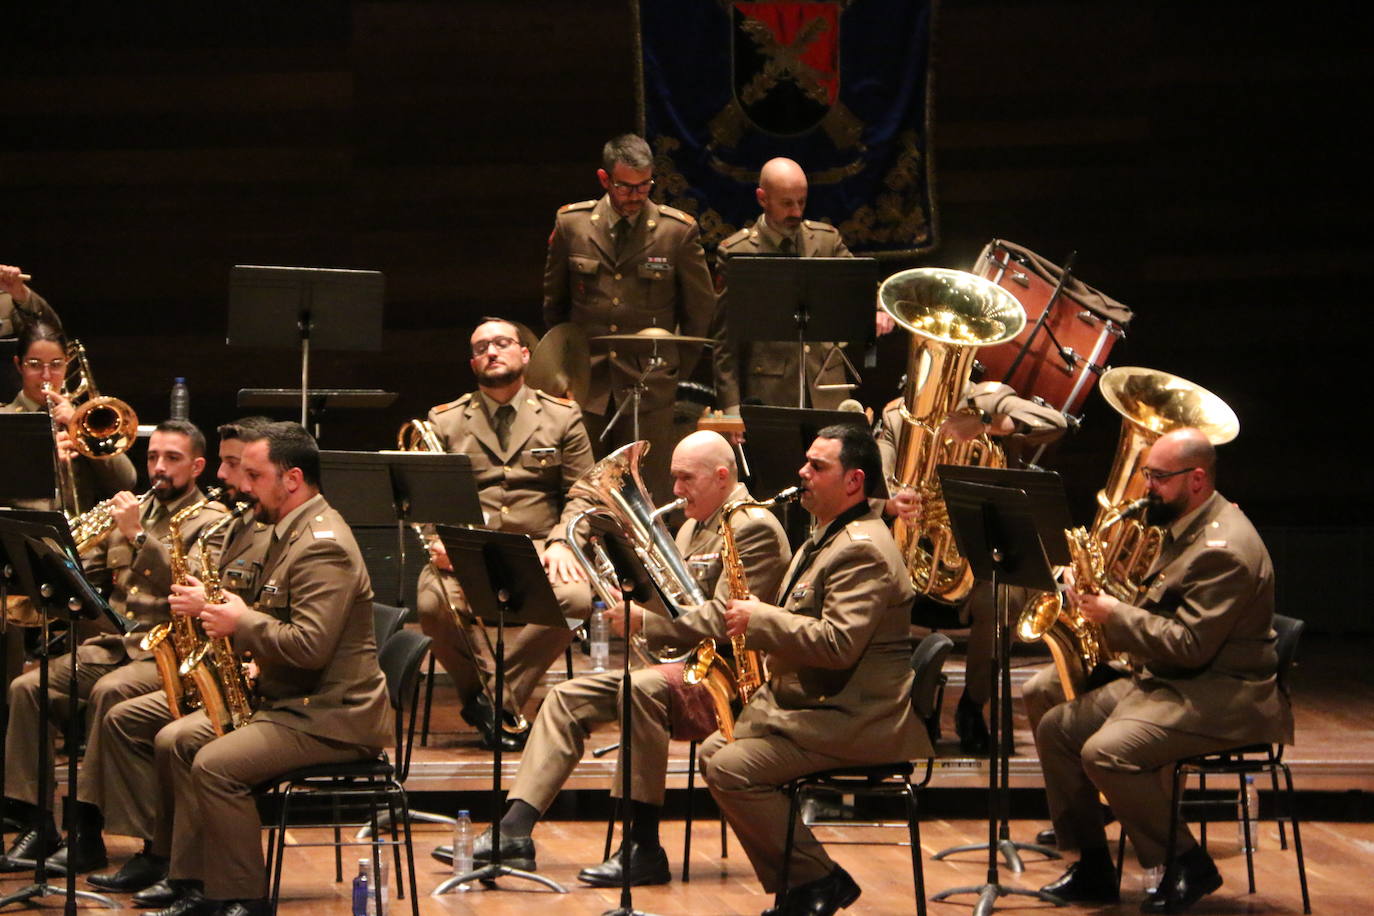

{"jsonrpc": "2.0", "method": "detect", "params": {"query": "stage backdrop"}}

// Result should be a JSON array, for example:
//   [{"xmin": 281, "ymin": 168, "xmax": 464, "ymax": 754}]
[{"xmin": 635, "ymin": 0, "xmax": 938, "ymax": 255}]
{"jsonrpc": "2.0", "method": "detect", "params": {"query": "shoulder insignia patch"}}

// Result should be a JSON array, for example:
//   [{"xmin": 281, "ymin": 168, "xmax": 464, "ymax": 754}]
[
  {"xmin": 846, "ymin": 523, "xmax": 871, "ymax": 541},
  {"xmin": 719, "ymin": 228, "xmax": 751, "ymax": 249},
  {"xmin": 1206, "ymin": 539, "xmax": 1228, "ymax": 548},
  {"xmin": 534, "ymin": 389, "xmax": 576, "ymax": 407},
  {"xmin": 804, "ymin": 219, "xmax": 838, "ymax": 233},
  {"xmin": 431, "ymin": 393, "xmax": 472, "ymax": 414},
  {"xmin": 558, "ymin": 199, "xmax": 596, "ymax": 214},
  {"xmin": 312, "ymin": 529, "xmax": 336, "ymax": 540},
  {"xmin": 659, "ymin": 205, "xmax": 696, "ymax": 226}
]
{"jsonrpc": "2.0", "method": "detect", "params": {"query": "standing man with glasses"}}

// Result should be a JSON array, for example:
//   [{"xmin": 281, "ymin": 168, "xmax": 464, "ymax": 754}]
[
  {"xmin": 414, "ymin": 317, "xmax": 596, "ymax": 753},
  {"xmin": 542, "ymin": 133, "xmax": 717, "ymax": 503},
  {"xmin": 1033, "ymin": 428, "xmax": 1291, "ymax": 913}
]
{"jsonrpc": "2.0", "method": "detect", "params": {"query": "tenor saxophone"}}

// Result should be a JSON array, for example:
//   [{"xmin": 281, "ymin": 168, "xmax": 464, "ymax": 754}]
[
  {"xmin": 179, "ymin": 503, "xmax": 258, "ymax": 736},
  {"xmin": 682, "ymin": 486, "xmax": 801, "ymax": 741}
]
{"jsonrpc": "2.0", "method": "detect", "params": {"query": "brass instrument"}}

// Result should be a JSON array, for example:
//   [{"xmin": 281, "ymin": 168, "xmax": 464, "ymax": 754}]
[
  {"xmin": 396, "ymin": 414, "xmax": 529, "ymax": 737},
  {"xmin": 179, "ymin": 502, "xmax": 258, "ymax": 735},
  {"xmin": 1015, "ymin": 367, "xmax": 1239, "ymax": 696},
  {"xmin": 142, "ymin": 491, "xmax": 220, "ymax": 718},
  {"xmin": 41, "ymin": 382, "xmax": 83, "ymax": 519},
  {"xmin": 879, "ymin": 268, "xmax": 1027, "ymax": 603},
  {"xmin": 59, "ymin": 340, "xmax": 140, "ymax": 461},
  {"xmin": 70, "ymin": 489, "xmax": 155, "ymax": 554},
  {"xmin": 564, "ymin": 441, "xmax": 708, "ymax": 665},
  {"xmin": 682, "ymin": 486, "xmax": 801, "ymax": 741}
]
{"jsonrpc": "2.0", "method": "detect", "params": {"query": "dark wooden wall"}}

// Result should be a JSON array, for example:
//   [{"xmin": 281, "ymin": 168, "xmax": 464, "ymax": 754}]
[{"xmin": 4, "ymin": 2, "xmax": 1365, "ymax": 626}]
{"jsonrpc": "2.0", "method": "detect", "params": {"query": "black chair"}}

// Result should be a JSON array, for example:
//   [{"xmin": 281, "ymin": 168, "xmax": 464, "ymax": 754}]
[
  {"xmin": 1162, "ymin": 614, "xmax": 1310, "ymax": 914},
  {"xmin": 261, "ymin": 627, "xmax": 432, "ymax": 915},
  {"xmin": 372, "ymin": 602, "xmax": 409, "ymax": 648},
  {"xmin": 773, "ymin": 632, "xmax": 953, "ymax": 916}
]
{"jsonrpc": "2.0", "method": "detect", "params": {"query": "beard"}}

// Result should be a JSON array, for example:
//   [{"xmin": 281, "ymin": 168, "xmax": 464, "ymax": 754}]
[
  {"xmin": 476, "ymin": 365, "xmax": 523, "ymax": 388},
  {"xmin": 1144, "ymin": 492, "xmax": 1186, "ymax": 527},
  {"xmin": 151, "ymin": 474, "xmax": 190, "ymax": 503}
]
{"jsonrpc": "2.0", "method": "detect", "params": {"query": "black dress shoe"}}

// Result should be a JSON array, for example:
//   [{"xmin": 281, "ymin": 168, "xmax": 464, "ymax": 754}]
[
  {"xmin": 134, "ymin": 878, "xmax": 197, "ymax": 908},
  {"xmin": 1040, "ymin": 860, "xmax": 1120, "ymax": 903},
  {"xmin": 1035, "ymin": 827, "xmax": 1057, "ymax": 847},
  {"xmin": 1140, "ymin": 848, "xmax": 1222, "ymax": 913},
  {"xmin": 431, "ymin": 828, "xmax": 537, "ymax": 871},
  {"xmin": 88, "ymin": 852, "xmax": 170, "ymax": 891},
  {"xmin": 142, "ymin": 888, "xmax": 215, "ymax": 916},
  {"xmin": 462, "ymin": 695, "xmax": 528, "ymax": 752},
  {"xmin": 955, "ymin": 693, "xmax": 990, "ymax": 755},
  {"xmin": 777, "ymin": 865, "xmax": 861, "ymax": 916},
  {"xmin": 577, "ymin": 840, "xmax": 671, "ymax": 887},
  {"xmin": 216, "ymin": 899, "xmax": 270, "ymax": 916},
  {"xmin": 43, "ymin": 833, "xmax": 108, "ymax": 876},
  {"xmin": 0, "ymin": 826, "xmax": 63, "ymax": 872}
]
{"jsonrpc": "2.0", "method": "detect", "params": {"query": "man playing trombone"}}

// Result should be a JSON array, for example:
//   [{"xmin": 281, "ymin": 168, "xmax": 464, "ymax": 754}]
[{"xmin": 414, "ymin": 316, "xmax": 595, "ymax": 751}]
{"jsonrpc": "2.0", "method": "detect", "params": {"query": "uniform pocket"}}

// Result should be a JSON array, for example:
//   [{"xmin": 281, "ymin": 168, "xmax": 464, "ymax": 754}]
[{"xmin": 570, "ymin": 255, "xmax": 600, "ymax": 275}]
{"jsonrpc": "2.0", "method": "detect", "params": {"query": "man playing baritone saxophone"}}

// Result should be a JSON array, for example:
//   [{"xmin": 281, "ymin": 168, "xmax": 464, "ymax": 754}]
[
  {"xmin": 84, "ymin": 417, "xmax": 275, "ymax": 897},
  {"xmin": 701, "ymin": 424, "xmax": 930, "ymax": 916},
  {"xmin": 431, "ymin": 430, "xmax": 791, "ymax": 886},
  {"xmin": 1034, "ymin": 429, "xmax": 1291, "ymax": 914},
  {"xmin": 0, "ymin": 420, "xmax": 226, "ymax": 876},
  {"xmin": 103, "ymin": 422, "xmax": 389, "ymax": 916},
  {"xmin": 415, "ymin": 316, "xmax": 595, "ymax": 752},
  {"xmin": 877, "ymin": 380, "xmax": 1067, "ymax": 753}
]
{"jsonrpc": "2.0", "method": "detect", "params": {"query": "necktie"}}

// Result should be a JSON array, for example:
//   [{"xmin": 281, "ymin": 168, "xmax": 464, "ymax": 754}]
[
  {"xmin": 614, "ymin": 218, "xmax": 631, "ymax": 258},
  {"xmin": 778, "ymin": 536, "xmax": 820, "ymax": 604},
  {"xmin": 494, "ymin": 405, "xmax": 515, "ymax": 450},
  {"xmin": 779, "ymin": 236, "xmax": 796, "ymax": 255}
]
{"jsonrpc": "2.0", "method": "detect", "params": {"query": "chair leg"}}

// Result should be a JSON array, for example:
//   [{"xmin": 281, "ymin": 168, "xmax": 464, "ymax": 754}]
[
  {"xmin": 776, "ymin": 781, "xmax": 802, "ymax": 912},
  {"xmin": 419, "ymin": 652, "xmax": 436, "ymax": 748},
  {"xmin": 1115, "ymin": 823, "xmax": 1127, "ymax": 891},
  {"xmin": 396, "ymin": 785, "xmax": 421, "ymax": 916},
  {"xmin": 271, "ymin": 787, "xmax": 293, "ymax": 915},
  {"xmin": 565, "ymin": 643, "xmax": 574, "ymax": 680},
  {"xmin": 1238, "ymin": 772, "xmax": 1256, "ymax": 893},
  {"xmin": 1269, "ymin": 761, "xmax": 1288, "ymax": 850},
  {"xmin": 603, "ymin": 796, "xmax": 619, "ymax": 862},
  {"xmin": 903, "ymin": 780, "xmax": 925, "ymax": 916},
  {"xmin": 385, "ymin": 787, "xmax": 404, "ymax": 900},
  {"xmin": 1197, "ymin": 770, "xmax": 1207, "ymax": 850},
  {"xmin": 682, "ymin": 741, "xmax": 697, "ymax": 883},
  {"xmin": 332, "ymin": 792, "xmax": 343, "ymax": 883},
  {"xmin": 1165, "ymin": 764, "xmax": 1184, "ymax": 885},
  {"xmin": 1280, "ymin": 763, "xmax": 1311, "ymax": 914}
]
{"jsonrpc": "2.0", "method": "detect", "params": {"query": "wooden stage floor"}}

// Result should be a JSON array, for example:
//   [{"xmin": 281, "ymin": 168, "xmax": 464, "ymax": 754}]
[{"xmin": 19, "ymin": 629, "xmax": 1372, "ymax": 914}]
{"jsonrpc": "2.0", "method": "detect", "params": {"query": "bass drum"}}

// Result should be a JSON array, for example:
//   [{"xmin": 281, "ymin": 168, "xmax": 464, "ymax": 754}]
[{"xmin": 971, "ymin": 240, "xmax": 1134, "ymax": 418}]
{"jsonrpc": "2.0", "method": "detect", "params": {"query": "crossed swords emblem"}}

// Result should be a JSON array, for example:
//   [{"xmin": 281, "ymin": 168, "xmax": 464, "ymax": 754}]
[{"xmin": 738, "ymin": 14, "xmax": 833, "ymax": 108}]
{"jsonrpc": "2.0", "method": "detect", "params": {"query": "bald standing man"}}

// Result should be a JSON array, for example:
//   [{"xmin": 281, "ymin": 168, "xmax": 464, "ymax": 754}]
[
  {"xmin": 711, "ymin": 158, "xmax": 891, "ymax": 412},
  {"xmin": 431, "ymin": 430, "xmax": 791, "ymax": 888},
  {"xmin": 1034, "ymin": 428, "xmax": 1290, "ymax": 913}
]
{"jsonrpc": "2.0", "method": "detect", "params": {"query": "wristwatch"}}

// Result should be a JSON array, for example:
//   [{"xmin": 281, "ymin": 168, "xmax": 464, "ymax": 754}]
[{"xmin": 132, "ymin": 531, "xmax": 148, "ymax": 550}]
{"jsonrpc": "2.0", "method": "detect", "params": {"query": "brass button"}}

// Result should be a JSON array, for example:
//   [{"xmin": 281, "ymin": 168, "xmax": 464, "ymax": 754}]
[
  {"xmin": 500, "ymin": 506, "xmax": 510, "ymax": 515},
  {"xmin": 612, "ymin": 297, "xmax": 620, "ymax": 305},
  {"xmin": 125, "ymin": 610, "xmax": 135, "ymax": 619},
  {"xmin": 614, "ymin": 273, "xmax": 622, "ymax": 281},
  {"xmin": 129, "ymin": 586, "xmax": 140, "ymax": 596},
  {"xmin": 609, "ymin": 324, "xmax": 619, "ymax": 332},
  {"xmin": 302, "ymin": 697, "xmax": 310, "ymax": 706}
]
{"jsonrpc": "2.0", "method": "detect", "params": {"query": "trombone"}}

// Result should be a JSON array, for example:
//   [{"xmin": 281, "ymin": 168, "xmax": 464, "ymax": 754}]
[{"xmin": 44, "ymin": 339, "xmax": 139, "ymax": 518}]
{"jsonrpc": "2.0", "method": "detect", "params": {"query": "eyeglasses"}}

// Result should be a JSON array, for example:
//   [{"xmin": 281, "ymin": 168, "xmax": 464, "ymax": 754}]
[
  {"xmin": 610, "ymin": 178, "xmax": 655, "ymax": 195},
  {"xmin": 470, "ymin": 336, "xmax": 520, "ymax": 357},
  {"xmin": 21, "ymin": 358, "xmax": 68, "ymax": 374},
  {"xmin": 1138, "ymin": 466, "xmax": 1197, "ymax": 483}
]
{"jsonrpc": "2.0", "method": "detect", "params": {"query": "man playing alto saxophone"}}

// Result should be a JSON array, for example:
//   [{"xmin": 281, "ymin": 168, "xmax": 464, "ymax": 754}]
[
  {"xmin": 0, "ymin": 419, "xmax": 224, "ymax": 877},
  {"xmin": 431, "ymin": 430, "xmax": 790, "ymax": 886},
  {"xmin": 702, "ymin": 423, "xmax": 930, "ymax": 916}
]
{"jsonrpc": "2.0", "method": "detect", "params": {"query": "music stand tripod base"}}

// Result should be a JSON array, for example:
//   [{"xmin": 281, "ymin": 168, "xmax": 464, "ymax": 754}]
[
  {"xmin": 932, "ymin": 836, "xmax": 1059, "ymax": 873},
  {"xmin": 433, "ymin": 863, "xmax": 566, "ymax": 896},
  {"xmin": 932, "ymin": 883, "xmax": 1065, "ymax": 916}
]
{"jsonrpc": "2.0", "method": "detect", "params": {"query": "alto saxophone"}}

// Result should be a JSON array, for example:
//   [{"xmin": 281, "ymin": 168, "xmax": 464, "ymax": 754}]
[
  {"xmin": 142, "ymin": 490, "xmax": 219, "ymax": 718},
  {"xmin": 179, "ymin": 503, "xmax": 258, "ymax": 735},
  {"xmin": 682, "ymin": 486, "xmax": 800, "ymax": 742}
]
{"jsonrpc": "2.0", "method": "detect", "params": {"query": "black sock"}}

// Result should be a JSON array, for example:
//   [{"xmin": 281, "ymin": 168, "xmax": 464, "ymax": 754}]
[
  {"xmin": 1079, "ymin": 844, "xmax": 1114, "ymax": 871},
  {"xmin": 629, "ymin": 801, "xmax": 661, "ymax": 848},
  {"xmin": 70, "ymin": 800, "xmax": 103, "ymax": 837},
  {"xmin": 499, "ymin": 800, "xmax": 540, "ymax": 838}
]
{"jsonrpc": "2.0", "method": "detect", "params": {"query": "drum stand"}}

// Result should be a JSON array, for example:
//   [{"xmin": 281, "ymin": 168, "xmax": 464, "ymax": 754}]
[{"xmin": 602, "ymin": 354, "xmax": 665, "ymax": 447}]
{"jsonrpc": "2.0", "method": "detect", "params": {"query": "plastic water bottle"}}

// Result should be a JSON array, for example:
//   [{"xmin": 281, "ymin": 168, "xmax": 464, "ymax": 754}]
[
  {"xmin": 1238, "ymin": 774, "xmax": 1260, "ymax": 852},
  {"xmin": 589, "ymin": 600, "xmax": 609, "ymax": 672},
  {"xmin": 452, "ymin": 809, "xmax": 474, "ymax": 889},
  {"xmin": 169, "ymin": 377, "xmax": 190, "ymax": 420},
  {"xmin": 351, "ymin": 859, "xmax": 369, "ymax": 916},
  {"xmin": 1141, "ymin": 864, "xmax": 1165, "ymax": 894},
  {"xmin": 358, "ymin": 856, "xmax": 387, "ymax": 914}
]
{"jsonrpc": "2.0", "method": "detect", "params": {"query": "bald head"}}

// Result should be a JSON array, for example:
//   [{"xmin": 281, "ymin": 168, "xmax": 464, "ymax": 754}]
[
  {"xmin": 1142, "ymin": 427, "xmax": 1218, "ymax": 524},
  {"xmin": 1154, "ymin": 428, "xmax": 1217, "ymax": 482},
  {"xmin": 670, "ymin": 431, "xmax": 738, "ymax": 522},
  {"xmin": 756, "ymin": 158, "xmax": 808, "ymax": 233}
]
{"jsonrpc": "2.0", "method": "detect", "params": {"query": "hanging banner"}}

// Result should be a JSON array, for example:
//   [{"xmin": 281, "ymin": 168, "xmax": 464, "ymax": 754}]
[{"xmin": 635, "ymin": 0, "xmax": 938, "ymax": 255}]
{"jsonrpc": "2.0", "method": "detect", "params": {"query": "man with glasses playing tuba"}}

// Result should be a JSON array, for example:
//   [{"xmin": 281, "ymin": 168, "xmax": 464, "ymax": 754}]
[
  {"xmin": 0, "ymin": 419, "xmax": 225, "ymax": 878},
  {"xmin": 413, "ymin": 316, "xmax": 596, "ymax": 752},
  {"xmin": 432, "ymin": 430, "xmax": 790, "ymax": 885}
]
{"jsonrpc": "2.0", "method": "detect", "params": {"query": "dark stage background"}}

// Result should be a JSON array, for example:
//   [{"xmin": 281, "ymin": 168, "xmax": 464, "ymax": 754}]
[{"xmin": 3, "ymin": 2, "xmax": 1365, "ymax": 630}]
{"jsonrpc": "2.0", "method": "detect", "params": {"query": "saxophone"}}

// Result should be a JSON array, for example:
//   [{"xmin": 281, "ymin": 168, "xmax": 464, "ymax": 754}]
[
  {"xmin": 179, "ymin": 503, "xmax": 258, "ymax": 735},
  {"xmin": 142, "ymin": 490, "xmax": 219, "ymax": 718},
  {"xmin": 682, "ymin": 486, "xmax": 800, "ymax": 742}
]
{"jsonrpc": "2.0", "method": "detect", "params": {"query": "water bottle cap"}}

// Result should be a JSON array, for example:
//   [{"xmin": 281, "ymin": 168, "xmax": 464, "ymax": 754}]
[
  {"xmin": 458, "ymin": 810, "xmax": 469, "ymax": 817},
  {"xmin": 175, "ymin": 377, "xmax": 186, "ymax": 384}
]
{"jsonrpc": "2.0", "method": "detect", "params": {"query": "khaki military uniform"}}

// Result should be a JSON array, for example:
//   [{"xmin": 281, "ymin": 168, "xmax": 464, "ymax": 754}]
[
  {"xmin": 3, "ymin": 487, "xmax": 225, "ymax": 812},
  {"xmin": 415, "ymin": 384, "xmax": 595, "ymax": 719},
  {"xmin": 542, "ymin": 195, "xmax": 717, "ymax": 501},
  {"xmin": 700, "ymin": 504, "xmax": 929, "ymax": 892},
  {"xmin": 0, "ymin": 391, "xmax": 138, "ymax": 517},
  {"xmin": 149, "ymin": 494, "xmax": 389, "ymax": 901},
  {"xmin": 1036, "ymin": 491, "xmax": 1291, "ymax": 868},
  {"xmin": 509, "ymin": 483, "xmax": 790, "ymax": 814},
  {"xmin": 98, "ymin": 511, "xmax": 272, "ymax": 844},
  {"xmin": 875, "ymin": 386, "xmax": 1067, "ymax": 706},
  {"xmin": 0, "ymin": 287, "xmax": 59, "ymax": 340},
  {"xmin": 712, "ymin": 216, "xmax": 854, "ymax": 411}
]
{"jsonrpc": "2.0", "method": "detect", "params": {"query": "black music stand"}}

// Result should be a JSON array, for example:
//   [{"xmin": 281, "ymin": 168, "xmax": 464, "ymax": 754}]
[
  {"xmin": 227, "ymin": 265, "xmax": 386, "ymax": 428},
  {"xmin": 432, "ymin": 526, "xmax": 568, "ymax": 897},
  {"xmin": 0, "ymin": 514, "xmax": 122, "ymax": 914},
  {"xmin": 236, "ymin": 388, "xmax": 397, "ymax": 443},
  {"xmin": 929, "ymin": 468, "xmax": 1063, "ymax": 916},
  {"xmin": 726, "ymin": 256, "xmax": 880, "ymax": 407}
]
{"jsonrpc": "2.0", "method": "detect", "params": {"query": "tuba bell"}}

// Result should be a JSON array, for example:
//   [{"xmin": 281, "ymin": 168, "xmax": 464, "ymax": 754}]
[
  {"xmin": 1016, "ymin": 367, "xmax": 1239, "ymax": 697},
  {"xmin": 880, "ymin": 268, "xmax": 1026, "ymax": 603}
]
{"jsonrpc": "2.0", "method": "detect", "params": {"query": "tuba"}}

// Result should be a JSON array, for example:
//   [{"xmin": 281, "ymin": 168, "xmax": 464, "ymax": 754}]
[
  {"xmin": 1015, "ymin": 367, "xmax": 1239, "ymax": 697},
  {"xmin": 682, "ymin": 486, "xmax": 801, "ymax": 741},
  {"xmin": 880, "ymin": 268, "xmax": 1027, "ymax": 603}
]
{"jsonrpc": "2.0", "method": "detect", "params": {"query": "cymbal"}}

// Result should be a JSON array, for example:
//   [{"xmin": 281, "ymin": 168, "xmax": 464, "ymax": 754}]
[
  {"xmin": 592, "ymin": 326, "xmax": 713, "ymax": 346},
  {"xmin": 526, "ymin": 322, "xmax": 590, "ymax": 403},
  {"xmin": 509, "ymin": 319, "xmax": 541, "ymax": 353}
]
